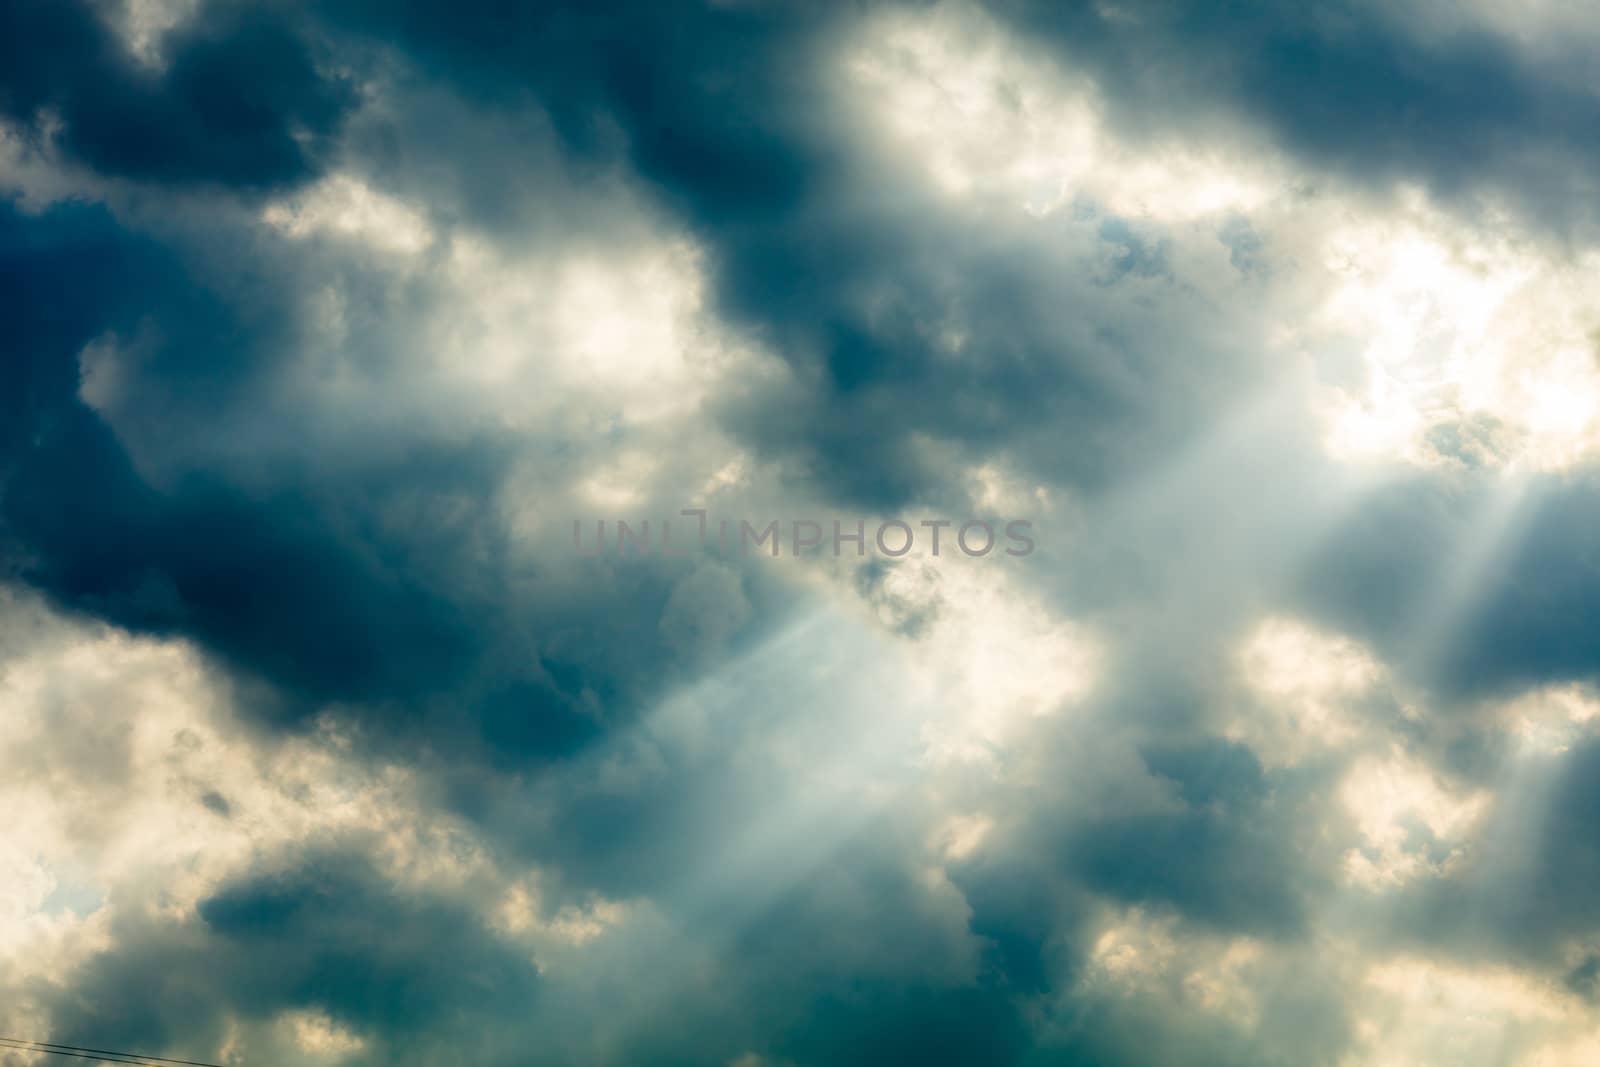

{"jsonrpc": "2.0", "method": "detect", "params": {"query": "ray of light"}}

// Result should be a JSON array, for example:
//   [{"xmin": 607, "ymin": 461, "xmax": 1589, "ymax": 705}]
[
  {"xmin": 1396, "ymin": 471, "xmax": 1537, "ymax": 685},
  {"xmin": 520, "ymin": 597, "xmax": 958, "ymax": 1043},
  {"xmin": 1082, "ymin": 380, "xmax": 1408, "ymax": 632}
]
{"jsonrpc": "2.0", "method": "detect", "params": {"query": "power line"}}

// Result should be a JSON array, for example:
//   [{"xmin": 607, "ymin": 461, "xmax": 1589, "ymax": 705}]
[
  {"xmin": 0, "ymin": 1037, "xmax": 228, "ymax": 1067},
  {"xmin": 0, "ymin": 1039, "xmax": 157, "ymax": 1066},
  {"xmin": 0, "ymin": 1041, "xmax": 156, "ymax": 1066}
]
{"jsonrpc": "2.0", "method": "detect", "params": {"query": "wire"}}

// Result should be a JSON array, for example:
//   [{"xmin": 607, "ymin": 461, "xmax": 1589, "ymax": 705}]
[
  {"xmin": 0, "ymin": 1039, "xmax": 157, "ymax": 1066},
  {"xmin": 0, "ymin": 1042, "xmax": 154, "ymax": 1066},
  {"xmin": 0, "ymin": 1037, "xmax": 228, "ymax": 1067}
]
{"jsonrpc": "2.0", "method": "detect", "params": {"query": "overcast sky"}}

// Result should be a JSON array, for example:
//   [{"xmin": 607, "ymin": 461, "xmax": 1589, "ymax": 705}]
[{"xmin": 6, "ymin": 2, "xmax": 1600, "ymax": 1065}]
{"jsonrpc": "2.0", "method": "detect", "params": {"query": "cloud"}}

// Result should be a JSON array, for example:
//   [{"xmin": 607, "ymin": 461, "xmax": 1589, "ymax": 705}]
[
  {"xmin": 0, "ymin": 1, "xmax": 352, "ymax": 191},
  {"xmin": 8, "ymin": 2, "xmax": 1600, "ymax": 1065}
]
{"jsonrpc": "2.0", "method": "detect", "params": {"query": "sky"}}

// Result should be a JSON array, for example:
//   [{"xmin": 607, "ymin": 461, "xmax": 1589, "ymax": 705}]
[{"xmin": 5, "ymin": 1, "xmax": 1600, "ymax": 1065}]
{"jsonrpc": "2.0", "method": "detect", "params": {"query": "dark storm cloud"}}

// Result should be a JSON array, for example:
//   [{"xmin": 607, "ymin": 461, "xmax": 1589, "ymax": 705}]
[
  {"xmin": 772, "ymin": 982, "xmax": 1030, "ymax": 1067},
  {"xmin": 0, "ymin": 200, "xmax": 475, "ymax": 706},
  {"xmin": 1376, "ymin": 734, "xmax": 1600, "ymax": 969},
  {"xmin": 0, "ymin": 0, "xmax": 352, "ymax": 190},
  {"xmin": 34, "ymin": 846, "xmax": 542, "ymax": 1066},
  {"xmin": 991, "ymin": 0, "xmax": 1600, "ymax": 235},
  {"xmin": 1296, "ymin": 471, "xmax": 1600, "ymax": 701},
  {"xmin": 939, "ymin": 747, "xmax": 1356, "ymax": 1066},
  {"xmin": 954, "ymin": 703, "xmax": 1325, "ymax": 945},
  {"xmin": 1073, "ymin": 737, "xmax": 1306, "ymax": 933},
  {"xmin": 0, "ymin": 199, "xmax": 781, "ymax": 765},
  {"xmin": 0, "ymin": 0, "xmax": 808, "ymax": 765},
  {"xmin": 590, "ymin": 830, "xmax": 1032, "ymax": 1067}
]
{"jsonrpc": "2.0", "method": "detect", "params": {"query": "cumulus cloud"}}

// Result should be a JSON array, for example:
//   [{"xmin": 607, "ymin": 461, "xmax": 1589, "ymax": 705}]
[{"xmin": 6, "ymin": 1, "xmax": 1600, "ymax": 1065}]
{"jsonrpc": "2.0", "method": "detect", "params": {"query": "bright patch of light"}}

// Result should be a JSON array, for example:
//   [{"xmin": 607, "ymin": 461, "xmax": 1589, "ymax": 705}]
[
  {"xmin": 861, "ymin": 558, "xmax": 1100, "ymax": 765},
  {"xmin": 1345, "ymin": 958, "xmax": 1599, "ymax": 1067},
  {"xmin": 1339, "ymin": 751, "xmax": 1488, "ymax": 890},
  {"xmin": 280, "ymin": 1010, "xmax": 366, "ymax": 1057},
  {"xmin": 843, "ymin": 6, "xmax": 1274, "ymax": 220},
  {"xmin": 1306, "ymin": 204, "xmax": 1600, "ymax": 472},
  {"xmin": 494, "ymin": 880, "xmax": 635, "ymax": 950},
  {"xmin": 108, "ymin": 0, "xmax": 205, "ymax": 67},
  {"xmin": 424, "ymin": 230, "xmax": 730, "ymax": 426},
  {"xmin": 263, "ymin": 173, "xmax": 435, "ymax": 256},
  {"xmin": 1085, "ymin": 908, "xmax": 1265, "ymax": 1028},
  {"xmin": 1232, "ymin": 617, "xmax": 1388, "ymax": 767},
  {"xmin": 931, "ymin": 813, "xmax": 993, "ymax": 861},
  {"xmin": 1501, "ymin": 684, "xmax": 1600, "ymax": 756}
]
